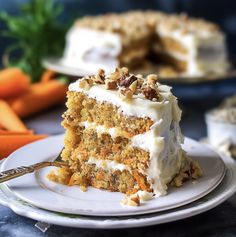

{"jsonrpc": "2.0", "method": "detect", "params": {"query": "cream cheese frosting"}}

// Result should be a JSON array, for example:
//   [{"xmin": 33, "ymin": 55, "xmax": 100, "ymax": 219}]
[
  {"xmin": 86, "ymin": 157, "xmax": 129, "ymax": 172},
  {"xmin": 62, "ymin": 27, "xmax": 121, "ymax": 73}
]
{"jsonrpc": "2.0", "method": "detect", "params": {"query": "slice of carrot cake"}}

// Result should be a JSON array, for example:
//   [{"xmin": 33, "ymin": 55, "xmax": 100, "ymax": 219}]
[{"xmin": 48, "ymin": 67, "xmax": 202, "ymax": 205}]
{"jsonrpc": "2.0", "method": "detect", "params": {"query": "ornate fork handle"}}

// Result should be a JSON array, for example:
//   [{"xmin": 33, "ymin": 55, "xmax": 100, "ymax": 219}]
[{"xmin": 0, "ymin": 161, "xmax": 67, "ymax": 183}]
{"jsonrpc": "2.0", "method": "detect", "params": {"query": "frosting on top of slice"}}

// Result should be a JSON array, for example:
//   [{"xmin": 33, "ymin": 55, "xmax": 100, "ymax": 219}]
[{"xmin": 69, "ymin": 67, "xmax": 182, "ymax": 122}]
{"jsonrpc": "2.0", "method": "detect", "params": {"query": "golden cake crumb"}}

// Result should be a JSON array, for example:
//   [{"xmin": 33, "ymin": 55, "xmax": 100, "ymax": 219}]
[{"xmin": 121, "ymin": 194, "xmax": 140, "ymax": 206}]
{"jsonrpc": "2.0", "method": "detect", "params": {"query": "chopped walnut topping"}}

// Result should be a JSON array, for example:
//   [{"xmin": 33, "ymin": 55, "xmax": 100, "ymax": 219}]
[
  {"xmin": 105, "ymin": 79, "xmax": 117, "ymax": 89},
  {"xmin": 75, "ymin": 10, "xmax": 220, "ymax": 49},
  {"xmin": 121, "ymin": 67, "xmax": 129, "ymax": 76},
  {"xmin": 78, "ymin": 79, "xmax": 92, "ymax": 90},
  {"xmin": 142, "ymin": 87, "xmax": 159, "ymax": 101},
  {"xmin": 136, "ymin": 74, "xmax": 143, "ymax": 79},
  {"xmin": 136, "ymin": 78, "xmax": 144, "ymax": 89},
  {"xmin": 119, "ymin": 87, "xmax": 133, "ymax": 100},
  {"xmin": 75, "ymin": 10, "xmax": 220, "ymax": 47},
  {"xmin": 129, "ymin": 80, "xmax": 138, "ymax": 93},
  {"xmin": 98, "ymin": 68, "xmax": 105, "ymax": 77},
  {"xmin": 109, "ymin": 68, "xmax": 123, "ymax": 81},
  {"xmin": 146, "ymin": 74, "xmax": 158, "ymax": 85},
  {"xmin": 94, "ymin": 68, "xmax": 105, "ymax": 84},
  {"xmin": 119, "ymin": 74, "xmax": 137, "ymax": 87}
]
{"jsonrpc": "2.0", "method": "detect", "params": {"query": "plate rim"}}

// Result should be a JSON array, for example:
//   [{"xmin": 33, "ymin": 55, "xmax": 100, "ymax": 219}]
[
  {"xmin": 0, "ymin": 153, "xmax": 235, "ymax": 229},
  {"xmin": 0, "ymin": 135, "xmax": 226, "ymax": 217}
]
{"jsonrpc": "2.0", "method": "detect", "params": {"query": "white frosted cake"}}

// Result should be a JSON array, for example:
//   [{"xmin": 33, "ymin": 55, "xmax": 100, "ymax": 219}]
[
  {"xmin": 48, "ymin": 67, "xmax": 202, "ymax": 205},
  {"xmin": 62, "ymin": 11, "xmax": 229, "ymax": 77}
]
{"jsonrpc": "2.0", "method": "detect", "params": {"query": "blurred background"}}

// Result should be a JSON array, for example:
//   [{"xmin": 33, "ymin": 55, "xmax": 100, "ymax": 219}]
[
  {"xmin": 1, "ymin": 0, "xmax": 236, "ymax": 57},
  {"xmin": 0, "ymin": 0, "xmax": 236, "ymax": 101}
]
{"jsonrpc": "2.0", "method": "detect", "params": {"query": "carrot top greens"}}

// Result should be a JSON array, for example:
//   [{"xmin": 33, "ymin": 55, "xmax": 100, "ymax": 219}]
[{"xmin": 0, "ymin": 0, "xmax": 68, "ymax": 82}]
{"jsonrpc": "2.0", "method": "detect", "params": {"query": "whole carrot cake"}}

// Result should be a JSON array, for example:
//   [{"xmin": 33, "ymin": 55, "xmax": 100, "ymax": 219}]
[
  {"xmin": 48, "ymin": 67, "xmax": 202, "ymax": 205},
  {"xmin": 62, "ymin": 11, "xmax": 229, "ymax": 77}
]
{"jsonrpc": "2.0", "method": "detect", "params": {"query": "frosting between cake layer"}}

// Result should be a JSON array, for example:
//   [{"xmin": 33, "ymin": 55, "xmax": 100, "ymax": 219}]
[
  {"xmin": 86, "ymin": 157, "xmax": 130, "ymax": 172},
  {"xmin": 80, "ymin": 121, "xmax": 131, "ymax": 139},
  {"xmin": 80, "ymin": 119, "xmax": 172, "ymax": 153}
]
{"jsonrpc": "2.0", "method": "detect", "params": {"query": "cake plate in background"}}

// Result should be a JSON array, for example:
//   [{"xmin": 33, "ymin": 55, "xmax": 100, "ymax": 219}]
[
  {"xmin": 42, "ymin": 57, "xmax": 236, "ymax": 101},
  {"xmin": 42, "ymin": 57, "xmax": 236, "ymax": 84}
]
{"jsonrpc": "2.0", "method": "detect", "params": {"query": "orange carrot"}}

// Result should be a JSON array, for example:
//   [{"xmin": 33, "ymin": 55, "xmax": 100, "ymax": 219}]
[
  {"xmin": 0, "ymin": 130, "xmax": 33, "ymax": 135},
  {"xmin": 0, "ymin": 134, "xmax": 47, "ymax": 159},
  {"xmin": 0, "ymin": 123, "xmax": 5, "ymax": 130},
  {"xmin": 0, "ymin": 68, "xmax": 30, "ymax": 99},
  {"xmin": 0, "ymin": 100, "xmax": 29, "ymax": 132},
  {"xmin": 7, "ymin": 80, "xmax": 68, "ymax": 118},
  {"xmin": 41, "ymin": 70, "xmax": 56, "ymax": 83}
]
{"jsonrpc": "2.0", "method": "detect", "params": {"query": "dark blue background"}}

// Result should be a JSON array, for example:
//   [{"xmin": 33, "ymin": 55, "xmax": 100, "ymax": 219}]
[
  {"xmin": 1, "ymin": 0, "xmax": 236, "ymax": 58},
  {"xmin": 0, "ymin": 0, "xmax": 236, "ymax": 101}
]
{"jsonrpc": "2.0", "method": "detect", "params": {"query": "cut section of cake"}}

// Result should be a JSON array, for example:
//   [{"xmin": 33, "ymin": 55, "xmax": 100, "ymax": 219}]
[
  {"xmin": 48, "ymin": 67, "xmax": 202, "ymax": 204},
  {"xmin": 152, "ymin": 13, "xmax": 229, "ymax": 76}
]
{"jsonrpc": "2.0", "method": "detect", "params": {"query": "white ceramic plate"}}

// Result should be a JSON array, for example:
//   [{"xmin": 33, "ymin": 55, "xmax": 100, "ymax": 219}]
[
  {"xmin": 42, "ymin": 57, "xmax": 236, "ymax": 84},
  {"xmin": 0, "ymin": 135, "xmax": 225, "ymax": 216},
  {"xmin": 0, "ymin": 153, "xmax": 235, "ymax": 229}
]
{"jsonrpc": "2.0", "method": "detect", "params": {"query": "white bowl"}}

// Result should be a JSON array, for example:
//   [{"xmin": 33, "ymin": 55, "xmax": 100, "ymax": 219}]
[{"xmin": 205, "ymin": 110, "xmax": 236, "ymax": 148}]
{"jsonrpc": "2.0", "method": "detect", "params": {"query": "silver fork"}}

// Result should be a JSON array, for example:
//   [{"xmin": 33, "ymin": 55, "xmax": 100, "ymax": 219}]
[{"xmin": 0, "ymin": 150, "xmax": 68, "ymax": 183}]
